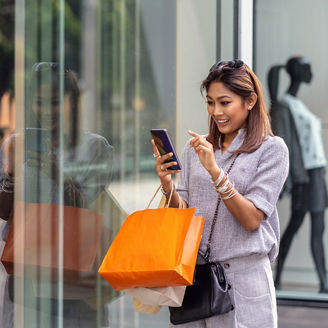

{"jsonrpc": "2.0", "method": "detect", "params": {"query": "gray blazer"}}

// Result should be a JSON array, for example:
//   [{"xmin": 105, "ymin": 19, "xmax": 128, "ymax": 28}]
[{"xmin": 177, "ymin": 129, "xmax": 289, "ymax": 263}]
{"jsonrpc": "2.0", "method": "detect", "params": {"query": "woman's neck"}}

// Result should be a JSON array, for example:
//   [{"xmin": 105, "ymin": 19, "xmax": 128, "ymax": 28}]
[{"xmin": 221, "ymin": 131, "xmax": 238, "ymax": 154}]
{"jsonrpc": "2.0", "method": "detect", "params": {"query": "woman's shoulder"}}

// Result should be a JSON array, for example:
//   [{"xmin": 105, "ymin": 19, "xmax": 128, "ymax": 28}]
[
  {"xmin": 257, "ymin": 135, "xmax": 289, "ymax": 159},
  {"xmin": 261, "ymin": 135, "xmax": 288, "ymax": 151}
]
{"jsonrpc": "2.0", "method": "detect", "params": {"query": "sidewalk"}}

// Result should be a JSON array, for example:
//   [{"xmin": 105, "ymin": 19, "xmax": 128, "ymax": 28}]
[
  {"xmin": 278, "ymin": 305, "xmax": 328, "ymax": 328},
  {"xmin": 105, "ymin": 294, "xmax": 328, "ymax": 328}
]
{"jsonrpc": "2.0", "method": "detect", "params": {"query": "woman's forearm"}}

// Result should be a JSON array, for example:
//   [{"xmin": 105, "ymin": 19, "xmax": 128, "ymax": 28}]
[
  {"xmin": 223, "ymin": 191, "xmax": 264, "ymax": 231},
  {"xmin": 209, "ymin": 166, "xmax": 264, "ymax": 231}
]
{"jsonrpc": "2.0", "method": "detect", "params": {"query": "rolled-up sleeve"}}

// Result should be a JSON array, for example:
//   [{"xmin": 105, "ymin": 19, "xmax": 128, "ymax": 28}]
[{"xmin": 244, "ymin": 137, "xmax": 289, "ymax": 218}]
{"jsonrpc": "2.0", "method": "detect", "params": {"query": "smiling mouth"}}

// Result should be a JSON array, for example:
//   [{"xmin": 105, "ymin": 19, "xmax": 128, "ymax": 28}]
[{"xmin": 217, "ymin": 119, "xmax": 229, "ymax": 124}]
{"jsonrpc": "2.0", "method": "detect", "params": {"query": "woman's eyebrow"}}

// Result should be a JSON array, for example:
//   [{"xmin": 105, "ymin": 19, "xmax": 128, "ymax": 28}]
[{"xmin": 206, "ymin": 95, "xmax": 232, "ymax": 100}]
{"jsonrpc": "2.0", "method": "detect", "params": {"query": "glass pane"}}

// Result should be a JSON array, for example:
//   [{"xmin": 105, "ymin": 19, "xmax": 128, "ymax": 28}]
[
  {"xmin": 0, "ymin": 0, "xmax": 232, "ymax": 327},
  {"xmin": 254, "ymin": 0, "xmax": 328, "ymax": 302}
]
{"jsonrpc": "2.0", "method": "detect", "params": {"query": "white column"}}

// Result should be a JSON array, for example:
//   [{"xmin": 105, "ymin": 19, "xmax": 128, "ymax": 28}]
[{"xmin": 238, "ymin": 0, "xmax": 253, "ymax": 68}]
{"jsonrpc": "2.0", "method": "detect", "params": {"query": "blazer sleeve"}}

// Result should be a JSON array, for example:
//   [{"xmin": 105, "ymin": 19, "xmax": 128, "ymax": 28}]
[{"xmin": 243, "ymin": 137, "xmax": 289, "ymax": 218}]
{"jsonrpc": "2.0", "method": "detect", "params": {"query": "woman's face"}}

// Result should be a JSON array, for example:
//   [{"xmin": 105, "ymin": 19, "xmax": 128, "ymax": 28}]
[
  {"xmin": 206, "ymin": 81, "xmax": 253, "ymax": 140},
  {"xmin": 31, "ymin": 83, "xmax": 71, "ymax": 133}
]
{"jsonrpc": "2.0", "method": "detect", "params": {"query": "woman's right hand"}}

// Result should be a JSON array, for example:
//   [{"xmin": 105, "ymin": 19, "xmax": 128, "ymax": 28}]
[{"xmin": 151, "ymin": 139, "xmax": 181, "ymax": 191}]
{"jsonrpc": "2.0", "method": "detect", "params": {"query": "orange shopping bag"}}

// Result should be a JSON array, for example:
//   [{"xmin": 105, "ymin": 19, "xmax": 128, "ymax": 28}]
[{"xmin": 98, "ymin": 186, "xmax": 205, "ymax": 290}]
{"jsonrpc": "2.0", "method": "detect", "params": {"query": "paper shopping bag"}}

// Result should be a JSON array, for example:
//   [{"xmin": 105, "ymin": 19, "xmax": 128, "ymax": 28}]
[
  {"xmin": 125, "ymin": 286, "xmax": 186, "ymax": 307},
  {"xmin": 1, "ymin": 201, "xmax": 103, "ymax": 277},
  {"xmin": 133, "ymin": 298, "xmax": 161, "ymax": 314},
  {"xmin": 98, "ymin": 205, "xmax": 204, "ymax": 290}
]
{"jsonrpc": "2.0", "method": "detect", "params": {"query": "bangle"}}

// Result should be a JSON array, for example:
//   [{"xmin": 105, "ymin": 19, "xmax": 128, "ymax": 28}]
[
  {"xmin": 161, "ymin": 184, "xmax": 175, "ymax": 196},
  {"xmin": 221, "ymin": 188, "xmax": 238, "ymax": 200},
  {"xmin": 216, "ymin": 177, "xmax": 230, "ymax": 194},
  {"xmin": 211, "ymin": 169, "xmax": 225, "ymax": 188},
  {"xmin": 221, "ymin": 183, "xmax": 238, "ymax": 200}
]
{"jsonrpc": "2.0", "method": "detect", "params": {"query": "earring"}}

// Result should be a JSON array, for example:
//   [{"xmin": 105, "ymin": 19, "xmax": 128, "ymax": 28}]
[{"xmin": 248, "ymin": 106, "xmax": 252, "ymax": 110}]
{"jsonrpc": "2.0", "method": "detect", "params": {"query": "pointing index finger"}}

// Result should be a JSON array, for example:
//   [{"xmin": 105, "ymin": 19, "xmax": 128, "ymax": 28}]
[{"xmin": 188, "ymin": 130, "xmax": 200, "ymax": 138}]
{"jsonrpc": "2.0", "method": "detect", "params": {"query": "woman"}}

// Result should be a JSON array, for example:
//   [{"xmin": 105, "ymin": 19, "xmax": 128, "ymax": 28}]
[{"xmin": 151, "ymin": 60, "xmax": 289, "ymax": 328}]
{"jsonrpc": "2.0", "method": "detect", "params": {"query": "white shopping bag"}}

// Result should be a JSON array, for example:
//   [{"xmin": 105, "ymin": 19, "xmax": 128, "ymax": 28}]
[
  {"xmin": 125, "ymin": 286, "xmax": 186, "ymax": 307},
  {"xmin": 133, "ymin": 298, "xmax": 162, "ymax": 314}
]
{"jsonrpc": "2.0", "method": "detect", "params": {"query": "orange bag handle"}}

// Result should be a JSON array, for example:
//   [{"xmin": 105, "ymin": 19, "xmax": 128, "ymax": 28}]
[{"xmin": 146, "ymin": 185, "xmax": 174, "ymax": 209}]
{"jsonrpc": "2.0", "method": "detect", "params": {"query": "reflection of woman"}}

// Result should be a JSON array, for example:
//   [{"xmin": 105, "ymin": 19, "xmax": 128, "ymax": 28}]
[
  {"xmin": 1, "ymin": 62, "xmax": 113, "ymax": 210},
  {"xmin": 269, "ymin": 57, "xmax": 328, "ymax": 293},
  {"xmin": 152, "ymin": 60, "xmax": 289, "ymax": 327},
  {"xmin": 0, "ymin": 62, "xmax": 113, "ymax": 326}
]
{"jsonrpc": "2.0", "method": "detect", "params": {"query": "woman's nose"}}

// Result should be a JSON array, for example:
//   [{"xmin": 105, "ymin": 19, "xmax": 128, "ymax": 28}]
[{"xmin": 212, "ymin": 104, "xmax": 223, "ymax": 116}]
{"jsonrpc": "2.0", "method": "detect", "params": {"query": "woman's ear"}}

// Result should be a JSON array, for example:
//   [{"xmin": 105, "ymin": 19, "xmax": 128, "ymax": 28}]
[{"xmin": 247, "ymin": 93, "xmax": 258, "ymax": 111}]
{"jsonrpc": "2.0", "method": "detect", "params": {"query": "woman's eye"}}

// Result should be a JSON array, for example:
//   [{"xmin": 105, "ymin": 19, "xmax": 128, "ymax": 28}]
[
  {"xmin": 221, "ymin": 101, "xmax": 230, "ymax": 106},
  {"xmin": 206, "ymin": 101, "xmax": 214, "ymax": 106}
]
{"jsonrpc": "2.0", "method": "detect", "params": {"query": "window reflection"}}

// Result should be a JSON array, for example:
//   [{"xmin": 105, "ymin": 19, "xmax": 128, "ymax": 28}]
[{"xmin": 0, "ymin": 62, "xmax": 114, "ymax": 326}]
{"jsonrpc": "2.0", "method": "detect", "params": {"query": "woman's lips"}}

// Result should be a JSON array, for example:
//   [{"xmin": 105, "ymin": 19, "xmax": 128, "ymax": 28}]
[{"xmin": 216, "ymin": 119, "xmax": 229, "ymax": 126}]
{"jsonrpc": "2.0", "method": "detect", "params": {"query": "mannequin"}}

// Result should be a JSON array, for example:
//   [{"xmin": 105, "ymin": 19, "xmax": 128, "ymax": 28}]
[{"xmin": 269, "ymin": 56, "xmax": 328, "ymax": 293}]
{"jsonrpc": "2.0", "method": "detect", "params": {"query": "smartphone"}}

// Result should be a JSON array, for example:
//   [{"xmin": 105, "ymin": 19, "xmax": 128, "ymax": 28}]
[
  {"xmin": 150, "ymin": 128, "xmax": 182, "ymax": 170},
  {"xmin": 24, "ymin": 128, "xmax": 50, "ymax": 154}
]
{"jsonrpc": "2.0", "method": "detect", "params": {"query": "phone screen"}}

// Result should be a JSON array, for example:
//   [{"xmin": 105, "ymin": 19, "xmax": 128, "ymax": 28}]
[{"xmin": 150, "ymin": 129, "xmax": 182, "ymax": 170}]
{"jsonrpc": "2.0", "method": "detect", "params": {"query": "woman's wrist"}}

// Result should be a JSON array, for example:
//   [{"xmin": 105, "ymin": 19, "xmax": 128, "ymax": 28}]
[
  {"xmin": 208, "ymin": 165, "xmax": 221, "ymax": 181},
  {"xmin": 160, "ymin": 181, "xmax": 174, "ymax": 196},
  {"xmin": 161, "ymin": 183, "xmax": 175, "ymax": 196}
]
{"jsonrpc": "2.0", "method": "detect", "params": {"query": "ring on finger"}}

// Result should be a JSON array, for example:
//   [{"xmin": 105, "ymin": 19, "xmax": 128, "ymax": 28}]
[{"xmin": 153, "ymin": 153, "xmax": 160, "ymax": 158}]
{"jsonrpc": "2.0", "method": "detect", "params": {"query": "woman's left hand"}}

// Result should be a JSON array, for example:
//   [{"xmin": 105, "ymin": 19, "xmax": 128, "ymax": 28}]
[{"xmin": 188, "ymin": 130, "xmax": 218, "ymax": 173}]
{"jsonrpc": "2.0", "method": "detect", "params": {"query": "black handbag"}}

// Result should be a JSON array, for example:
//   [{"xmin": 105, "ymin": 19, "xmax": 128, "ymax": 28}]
[
  {"xmin": 169, "ymin": 252, "xmax": 233, "ymax": 324},
  {"xmin": 169, "ymin": 155, "xmax": 239, "ymax": 325}
]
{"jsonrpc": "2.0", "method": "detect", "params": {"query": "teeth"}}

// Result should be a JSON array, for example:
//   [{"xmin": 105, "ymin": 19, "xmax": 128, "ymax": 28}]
[{"xmin": 217, "ymin": 119, "xmax": 229, "ymax": 123}]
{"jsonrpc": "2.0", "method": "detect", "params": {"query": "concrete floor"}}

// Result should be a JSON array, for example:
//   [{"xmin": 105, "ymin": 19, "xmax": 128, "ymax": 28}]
[
  {"xmin": 278, "ymin": 305, "xmax": 328, "ymax": 328},
  {"xmin": 105, "ymin": 294, "xmax": 328, "ymax": 328}
]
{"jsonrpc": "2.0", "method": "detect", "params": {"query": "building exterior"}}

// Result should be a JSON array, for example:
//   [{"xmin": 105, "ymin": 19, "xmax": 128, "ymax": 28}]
[{"xmin": 0, "ymin": 0, "xmax": 327, "ymax": 326}]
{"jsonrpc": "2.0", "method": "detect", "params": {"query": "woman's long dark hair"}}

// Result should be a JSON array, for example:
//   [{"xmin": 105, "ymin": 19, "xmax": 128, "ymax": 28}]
[{"xmin": 201, "ymin": 60, "xmax": 273, "ymax": 153}]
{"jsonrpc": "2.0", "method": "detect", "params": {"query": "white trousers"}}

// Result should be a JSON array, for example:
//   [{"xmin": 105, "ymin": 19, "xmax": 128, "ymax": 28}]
[{"xmin": 170, "ymin": 254, "xmax": 277, "ymax": 328}]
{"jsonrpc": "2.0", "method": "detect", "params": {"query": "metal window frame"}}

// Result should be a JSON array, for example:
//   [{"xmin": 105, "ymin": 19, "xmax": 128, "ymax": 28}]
[{"xmin": 233, "ymin": 0, "xmax": 253, "ymax": 68}]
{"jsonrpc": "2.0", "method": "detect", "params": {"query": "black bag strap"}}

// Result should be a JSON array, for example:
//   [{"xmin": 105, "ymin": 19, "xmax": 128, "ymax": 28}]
[{"xmin": 204, "ymin": 154, "xmax": 239, "ymax": 261}]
